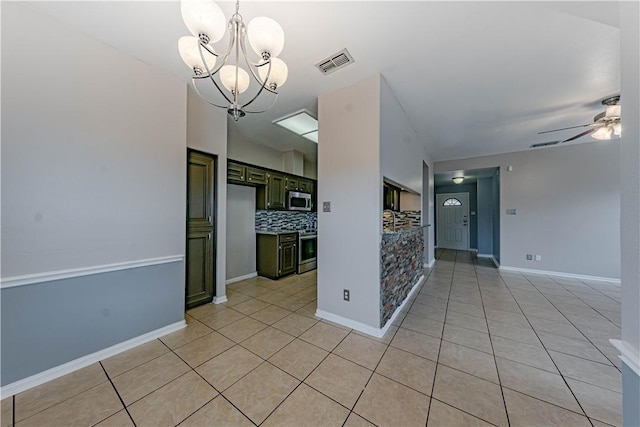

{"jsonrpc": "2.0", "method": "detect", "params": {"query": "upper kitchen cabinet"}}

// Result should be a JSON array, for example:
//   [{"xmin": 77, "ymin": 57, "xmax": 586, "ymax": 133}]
[
  {"xmin": 227, "ymin": 161, "xmax": 267, "ymax": 185},
  {"xmin": 257, "ymin": 171, "xmax": 287, "ymax": 210},
  {"xmin": 299, "ymin": 179, "xmax": 313, "ymax": 193},
  {"xmin": 286, "ymin": 176, "xmax": 299, "ymax": 191}
]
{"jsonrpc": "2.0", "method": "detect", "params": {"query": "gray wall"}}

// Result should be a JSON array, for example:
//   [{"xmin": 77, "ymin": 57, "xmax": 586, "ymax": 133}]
[
  {"xmin": 226, "ymin": 185, "xmax": 257, "ymax": 280},
  {"xmin": 1, "ymin": 263, "xmax": 184, "ymax": 385},
  {"xmin": 317, "ymin": 75, "xmax": 382, "ymax": 329},
  {"xmin": 620, "ymin": 2, "xmax": 640, "ymax": 423},
  {"xmin": 477, "ymin": 177, "xmax": 494, "ymax": 255},
  {"xmin": 436, "ymin": 141, "xmax": 620, "ymax": 279},
  {"xmin": 1, "ymin": 2, "xmax": 187, "ymax": 385},
  {"xmin": 435, "ymin": 184, "xmax": 478, "ymax": 250}
]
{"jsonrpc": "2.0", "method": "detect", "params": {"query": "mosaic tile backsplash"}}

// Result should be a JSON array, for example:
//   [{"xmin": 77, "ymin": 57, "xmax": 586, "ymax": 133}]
[
  {"xmin": 380, "ymin": 226, "xmax": 424, "ymax": 327},
  {"xmin": 383, "ymin": 210, "xmax": 421, "ymax": 232},
  {"xmin": 255, "ymin": 210, "xmax": 317, "ymax": 231}
]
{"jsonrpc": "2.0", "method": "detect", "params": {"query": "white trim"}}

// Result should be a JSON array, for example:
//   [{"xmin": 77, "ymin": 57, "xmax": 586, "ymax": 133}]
[
  {"xmin": 610, "ymin": 339, "xmax": 640, "ymax": 377},
  {"xmin": 315, "ymin": 275, "xmax": 425, "ymax": 338},
  {"xmin": 213, "ymin": 295, "xmax": 228, "ymax": 304},
  {"xmin": 498, "ymin": 266, "xmax": 620, "ymax": 285},
  {"xmin": 0, "ymin": 320, "xmax": 186, "ymax": 399},
  {"xmin": 477, "ymin": 254, "xmax": 500, "ymax": 268},
  {"xmin": 425, "ymin": 258, "xmax": 436, "ymax": 268},
  {"xmin": 1, "ymin": 255, "xmax": 185, "ymax": 289},
  {"xmin": 225, "ymin": 272, "xmax": 257, "ymax": 285}
]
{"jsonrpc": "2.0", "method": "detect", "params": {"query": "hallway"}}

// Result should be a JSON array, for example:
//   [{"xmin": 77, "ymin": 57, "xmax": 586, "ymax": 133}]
[{"xmin": 2, "ymin": 250, "xmax": 622, "ymax": 426}]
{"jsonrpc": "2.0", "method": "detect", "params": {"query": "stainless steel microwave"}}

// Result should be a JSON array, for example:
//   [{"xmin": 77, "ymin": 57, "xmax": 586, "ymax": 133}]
[{"xmin": 287, "ymin": 191, "xmax": 312, "ymax": 211}]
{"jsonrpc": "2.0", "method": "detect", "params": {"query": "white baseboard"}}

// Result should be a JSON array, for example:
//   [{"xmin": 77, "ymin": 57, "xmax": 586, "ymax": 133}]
[
  {"xmin": 610, "ymin": 339, "xmax": 640, "ymax": 377},
  {"xmin": 0, "ymin": 320, "xmax": 186, "ymax": 399},
  {"xmin": 225, "ymin": 272, "xmax": 257, "ymax": 285},
  {"xmin": 424, "ymin": 258, "xmax": 436, "ymax": 268},
  {"xmin": 499, "ymin": 266, "xmax": 620, "ymax": 285},
  {"xmin": 213, "ymin": 295, "xmax": 228, "ymax": 304},
  {"xmin": 477, "ymin": 254, "xmax": 500, "ymax": 268},
  {"xmin": 1, "ymin": 255, "xmax": 185, "ymax": 289},
  {"xmin": 315, "ymin": 275, "xmax": 425, "ymax": 339}
]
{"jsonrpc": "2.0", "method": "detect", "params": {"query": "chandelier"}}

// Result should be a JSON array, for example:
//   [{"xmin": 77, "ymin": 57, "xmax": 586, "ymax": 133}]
[{"xmin": 178, "ymin": 0, "xmax": 288, "ymax": 120}]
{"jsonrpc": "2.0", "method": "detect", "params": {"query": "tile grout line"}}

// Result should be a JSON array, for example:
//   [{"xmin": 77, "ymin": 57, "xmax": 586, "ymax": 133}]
[
  {"xmin": 97, "ymin": 361, "xmax": 137, "ymax": 427},
  {"xmin": 471, "ymin": 252, "xmax": 512, "ymax": 427},
  {"xmin": 158, "ymin": 336, "xmax": 261, "ymax": 427},
  {"xmin": 514, "ymin": 275, "xmax": 622, "ymax": 373},
  {"xmin": 497, "ymin": 273, "xmax": 596, "ymax": 424},
  {"xmin": 425, "ymin": 249, "xmax": 455, "ymax": 426}
]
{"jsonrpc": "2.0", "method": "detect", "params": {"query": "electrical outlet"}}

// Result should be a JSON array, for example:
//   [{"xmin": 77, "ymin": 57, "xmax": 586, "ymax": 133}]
[
  {"xmin": 535, "ymin": 255, "xmax": 542, "ymax": 261},
  {"xmin": 343, "ymin": 289, "xmax": 350, "ymax": 301},
  {"xmin": 526, "ymin": 254, "xmax": 533, "ymax": 260},
  {"xmin": 323, "ymin": 202, "xmax": 331, "ymax": 212}
]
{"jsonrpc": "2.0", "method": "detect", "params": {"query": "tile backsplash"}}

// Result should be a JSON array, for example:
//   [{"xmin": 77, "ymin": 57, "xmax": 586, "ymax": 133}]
[
  {"xmin": 256, "ymin": 210, "xmax": 317, "ymax": 231},
  {"xmin": 383, "ymin": 210, "xmax": 421, "ymax": 232}
]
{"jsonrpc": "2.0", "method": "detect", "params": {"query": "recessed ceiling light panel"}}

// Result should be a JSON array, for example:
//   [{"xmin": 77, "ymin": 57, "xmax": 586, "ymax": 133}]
[{"xmin": 273, "ymin": 109, "xmax": 318, "ymax": 143}]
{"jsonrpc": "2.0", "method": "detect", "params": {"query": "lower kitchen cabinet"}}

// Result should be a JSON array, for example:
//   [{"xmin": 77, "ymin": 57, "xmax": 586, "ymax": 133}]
[{"xmin": 257, "ymin": 232, "xmax": 298, "ymax": 279}]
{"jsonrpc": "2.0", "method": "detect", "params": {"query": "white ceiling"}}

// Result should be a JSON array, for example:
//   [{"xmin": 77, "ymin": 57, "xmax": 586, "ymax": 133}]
[{"xmin": 25, "ymin": 1, "xmax": 621, "ymax": 162}]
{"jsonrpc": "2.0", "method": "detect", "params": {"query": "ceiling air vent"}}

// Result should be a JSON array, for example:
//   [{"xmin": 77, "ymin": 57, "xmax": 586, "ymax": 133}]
[{"xmin": 316, "ymin": 49, "xmax": 355, "ymax": 75}]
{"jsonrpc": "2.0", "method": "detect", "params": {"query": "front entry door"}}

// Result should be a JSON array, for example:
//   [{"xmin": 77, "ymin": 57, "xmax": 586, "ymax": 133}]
[
  {"xmin": 437, "ymin": 192, "xmax": 469, "ymax": 250},
  {"xmin": 186, "ymin": 150, "xmax": 216, "ymax": 309}
]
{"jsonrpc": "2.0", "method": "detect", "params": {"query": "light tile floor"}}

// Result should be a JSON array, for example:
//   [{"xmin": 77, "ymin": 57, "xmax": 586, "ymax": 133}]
[{"xmin": 2, "ymin": 250, "xmax": 623, "ymax": 426}]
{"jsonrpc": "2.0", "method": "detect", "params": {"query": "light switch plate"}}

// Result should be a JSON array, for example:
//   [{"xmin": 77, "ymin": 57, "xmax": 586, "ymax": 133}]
[
  {"xmin": 323, "ymin": 202, "xmax": 331, "ymax": 212},
  {"xmin": 506, "ymin": 208, "xmax": 517, "ymax": 215}
]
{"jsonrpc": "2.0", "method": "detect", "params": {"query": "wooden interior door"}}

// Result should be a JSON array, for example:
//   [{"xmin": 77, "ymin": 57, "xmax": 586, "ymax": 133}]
[{"xmin": 186, "ymin": 150, "xmax": 216, "ymax": 309}]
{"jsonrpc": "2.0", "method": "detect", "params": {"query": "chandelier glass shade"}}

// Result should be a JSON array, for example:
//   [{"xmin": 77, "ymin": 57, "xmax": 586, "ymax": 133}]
[{"xmin": 178, "ymin": 0, "xmax": 288, "ymax": 120}]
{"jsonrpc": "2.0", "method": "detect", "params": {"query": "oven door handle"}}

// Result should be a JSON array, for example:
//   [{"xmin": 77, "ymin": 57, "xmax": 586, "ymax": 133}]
[{"xmin": 299, "ymin": 235, "xmax": 317, "ymax": 240}]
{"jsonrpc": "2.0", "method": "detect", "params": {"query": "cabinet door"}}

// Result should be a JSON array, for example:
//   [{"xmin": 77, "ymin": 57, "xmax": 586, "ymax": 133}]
[
  {"xmin": 287, "ymin": 177, "xmax": 299, "ymax": 191},
  {"xmin": 267, "ymin": 172, "xmax": 287, "ymax": 209},
  {"xmin": 227, "ymin": 162, "xmax": 246, "ymax": 183},
  {"xmin": 279, "ymin": 241, "xmax": 297, "ymax": 275},
  {"xmin": 247, "ymin": 167, "xmax": 266, "ymax": 185},
  {"xmin": 186, "ymin": 228, "xmax": 214, "ymax": 309},
  {"xmin": 298, "ymin": 179, "xmax": 312, "ymax": 193}
]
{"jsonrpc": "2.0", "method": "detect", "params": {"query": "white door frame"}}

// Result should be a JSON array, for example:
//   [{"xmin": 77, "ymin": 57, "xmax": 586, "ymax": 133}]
[{"xmin": 436, "ymin": 192, "xmax": 470, "ymax": 250}]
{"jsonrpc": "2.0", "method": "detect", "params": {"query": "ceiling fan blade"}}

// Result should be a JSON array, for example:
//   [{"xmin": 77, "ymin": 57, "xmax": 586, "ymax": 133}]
[
  {"xmin": 531, "ymin": 141, "xmax": 560, "ymax": 148},
  {"xmin": 538, "ymin": 123, "xmax": 593, "ymax": 134},
  {"xmin": 560, "ymin": 127, "xmax": 597, "ymax": 143}
]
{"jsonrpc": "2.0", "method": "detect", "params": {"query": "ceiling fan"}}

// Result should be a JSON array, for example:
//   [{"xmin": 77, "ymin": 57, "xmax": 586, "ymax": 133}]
[{"xmin": 531, "ymin": 96, "xmax": 621, "ymax": 148}]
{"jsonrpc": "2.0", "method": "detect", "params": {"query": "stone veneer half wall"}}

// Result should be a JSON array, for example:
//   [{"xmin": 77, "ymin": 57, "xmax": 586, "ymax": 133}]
[
  {"xmin": 255, "ymin": 210, "xmax": 317, "ymax": 231},
  {"xmin": 380, "ymin": 226, "xmax": 425, "ymax": 327}
]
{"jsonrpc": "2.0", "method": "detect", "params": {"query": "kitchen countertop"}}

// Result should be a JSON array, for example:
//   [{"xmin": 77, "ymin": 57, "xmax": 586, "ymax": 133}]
[
  {"xmin": 256, "ymin": 229, "xmax": 298, "ymax": 236},
  {"xmin": 382, "ymin": 224, "xmax": 430, "ymax": 235}
]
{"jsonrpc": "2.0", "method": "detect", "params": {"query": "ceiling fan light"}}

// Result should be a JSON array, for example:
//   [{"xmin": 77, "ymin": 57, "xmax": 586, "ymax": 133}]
[
  {"xmin": 258, "ymin": 58, "xmax": 288, "ymax": 89},
  {"xmin": 614, "ymin": 123, "xmax": 622, "ymax": 137},
  {"xmin": 592, "ymin": 126, "xmax": 612, "ymax": 140},
  {"xmin": 181, "ymin": 0, "xmax": 227, "ymax": 43},
  {"xmin": 178, "ymin": 36, "xmax": 216, "ymax": 71},
  {"xmin": 605, "ymin": 105, "xmax": 621, "ymax": 118},
  {"xmin": 452, "ymin": 177, "xmax": 464, "ymax": 184},
  {"xmin": 247, "ymin": 17, "xmax": 285, "ymax": 58},
  {"xmin": 220, "ymin": 65, "xmax": 250, "ymax": 94}
]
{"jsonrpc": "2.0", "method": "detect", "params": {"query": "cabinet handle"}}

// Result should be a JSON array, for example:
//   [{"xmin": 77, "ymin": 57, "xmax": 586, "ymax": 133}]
[
  {"xmin": 249, "ymin": 177, "xmax": 252, "ymax": 181},
  {"xmin": 207, "ymin": 233, "xmax": 211, "ymax": 240},
  {"xmin": 208, "ymin": 216, "xmax": 212, "ymax": 223}
]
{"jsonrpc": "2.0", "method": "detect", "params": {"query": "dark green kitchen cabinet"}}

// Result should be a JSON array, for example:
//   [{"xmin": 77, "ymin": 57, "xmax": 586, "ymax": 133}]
[
  {"xmin": 228, "ymin": 161, "xmax": 267, "ymax": 186},
  {"xmin": 286, "ymin": 176, "xmax": 299, "ymax": 191},
  {"xmin": 257, "ymin": 233, "xmax": 298, "ymax": 279},
  {"xmin": 299, "ymin": 179, "xmax": 313, "ymax": 194},
  {"xmin": 257, "ymin": 171, "xmax": 287, "ymax": 210},
  {"xmin": 227, "ymin": 161, "xmax": 246, "ymax": 183}
]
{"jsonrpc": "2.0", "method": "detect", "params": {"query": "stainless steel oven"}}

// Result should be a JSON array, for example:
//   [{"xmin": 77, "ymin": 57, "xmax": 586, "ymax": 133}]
[{"xmin": 298, "ymin": 230, "xmax": 317, "ymax": 273}]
